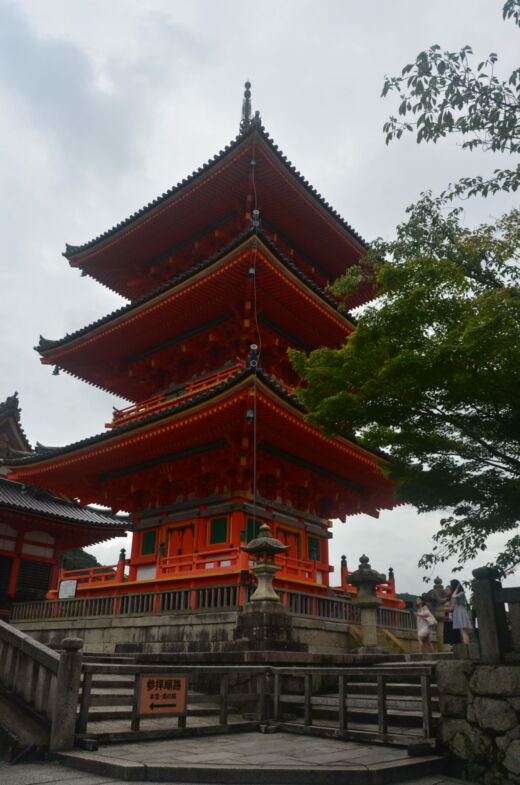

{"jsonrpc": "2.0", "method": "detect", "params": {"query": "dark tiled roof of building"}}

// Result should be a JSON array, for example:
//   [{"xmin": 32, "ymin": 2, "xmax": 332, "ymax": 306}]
[
  {"xmin": 0, "ymin": 476, "xmax": 129, "ymax": 528},
  {"xmin": 63, "ymin": 123, "xmax": 368, "ymax": 261},
  {"xmin": 36, "ymin": 229, "xmax": 354, "ymax": 355}
]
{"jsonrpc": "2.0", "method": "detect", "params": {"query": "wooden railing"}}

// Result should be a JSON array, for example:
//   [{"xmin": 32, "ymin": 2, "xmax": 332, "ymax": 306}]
[
  {"xmin": 272, "ymin": 665, "xmax": 436, "ymax": 744},
  {"xmin": 0, "ymin": 619, "xmax": 82, "ymax": 750},
  {"xmin": 472, "ymin": 566, "xmax": 520, "ymax": 663},
  {"xmin": 10, "ymin": 585, "xmax": 420, "ymax": 632},
  {"xmin": 107, "ymin": 362, "xmax": 245, "ymax": 427},
  {"xmin": 378, "ymin": 606, "xmax": 416, "ymax": 632},
  {"xmin": 12, "ymin": 584, "xmax": 365, "ymax": 625},
  {"xmin": 11, "ymin": 583, "xmax": 243, "ymax": 621},
  {"xmin": 75, "ymin": 663, "xmax": 436, "ymax": 746}
]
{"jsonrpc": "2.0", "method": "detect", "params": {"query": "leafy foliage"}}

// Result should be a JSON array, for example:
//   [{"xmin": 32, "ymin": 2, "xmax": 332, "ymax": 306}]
[
  {"xmin": 291, "ymin": 197, "xmax": 520, "ymax": 574},
  {"xmin": 61, "ymin": 548, "xmax": 99, "ymax": 570},
  {"xmin": 381, "ymin": 0, "xmax": 520, "ymax": 198}
]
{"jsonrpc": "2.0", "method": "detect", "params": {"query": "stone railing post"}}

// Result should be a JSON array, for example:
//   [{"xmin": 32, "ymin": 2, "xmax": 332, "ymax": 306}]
[
  {"xmin": 472, "ymin": 567, "xmax": 509, "ymax": 664},
  {"xmin": 350, "ymin": 555, "xmax": 387, "ymax": 652},
  {"xmin": 50, "ymin": 637, "xmax": 83, "ymax": 751}
]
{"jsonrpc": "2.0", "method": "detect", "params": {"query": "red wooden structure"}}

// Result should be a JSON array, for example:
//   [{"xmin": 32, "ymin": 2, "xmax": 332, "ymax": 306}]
[
  {"xmin": 7, "ymin": 86, "xmax": 403, "ymax": 608},
  {"xmin": 0, "ymin": 393, "xmax": 127, "ymax": 605}
]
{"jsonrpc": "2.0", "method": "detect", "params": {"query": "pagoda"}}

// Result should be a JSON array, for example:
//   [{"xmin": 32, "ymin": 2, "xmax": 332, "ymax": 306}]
[{"xmin": 7, "ymin": 84, "xmax": 399, "ymax": 607}]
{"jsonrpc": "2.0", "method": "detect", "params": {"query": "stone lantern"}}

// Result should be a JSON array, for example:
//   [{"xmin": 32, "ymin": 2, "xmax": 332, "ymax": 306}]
[
  {"xmin": 349, "ymin": 555, "xmax": 387, "ymax": 651},
  {"xmin": 240, "ymin": 522, "xmax": 290, "ymax": 604},
  {"xmin": 425, "ymin": 576, "xmax": 448, "ymax": 651},
  {"xmin": 233, "ymin": 523, "xmax": 306, "ymax": 654}
]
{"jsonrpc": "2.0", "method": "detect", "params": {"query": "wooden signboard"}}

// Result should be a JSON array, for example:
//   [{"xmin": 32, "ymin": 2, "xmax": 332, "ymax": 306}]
[{"xmin": 132, "ymin": 673, "xmax": 188, "ymax": 730}]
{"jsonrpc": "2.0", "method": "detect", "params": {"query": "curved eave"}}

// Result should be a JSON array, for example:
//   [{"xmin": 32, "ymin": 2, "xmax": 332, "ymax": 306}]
[
  {"xmin": 6, "ymin": 369, "xmax": 389, "ymax": 474},
  {"xmin": 36, "ymin": 230, "xmax": 354, "ymax": 367},
  {"xmin": 0, "ymin": 503, "xmax": 128, "ymax": 533},
  {"xmin": 64, "ymin": 124, "xmax": 368, "ymax": 267}
]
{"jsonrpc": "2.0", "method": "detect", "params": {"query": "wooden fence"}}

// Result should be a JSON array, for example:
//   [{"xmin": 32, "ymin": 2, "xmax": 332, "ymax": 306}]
[{"xmin": 75, "ymin": 662, "xmax": 436, "ymax": 747}]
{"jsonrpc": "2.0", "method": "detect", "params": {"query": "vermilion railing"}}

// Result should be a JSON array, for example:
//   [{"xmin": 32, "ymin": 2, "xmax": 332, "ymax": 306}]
[
  {"xmin": 106, "ymin": 362, "xmax": 246, "ymax": 428},
  {"xmin": 54, "ymin": 549, "xmax": 326, "ymax": 592}
]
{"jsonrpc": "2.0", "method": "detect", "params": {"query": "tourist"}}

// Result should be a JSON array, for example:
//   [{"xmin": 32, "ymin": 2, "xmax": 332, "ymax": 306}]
[
  {"xmin": 442, "ymin": 585, "xmax": 461, "ymax": 645},
  {"xmin": 450, "ymin": 580, "xmax": 473, "ymax": 644},
  {"xmin": 414, "ymin": 596, "xmax": 436, "ymax": 654}
]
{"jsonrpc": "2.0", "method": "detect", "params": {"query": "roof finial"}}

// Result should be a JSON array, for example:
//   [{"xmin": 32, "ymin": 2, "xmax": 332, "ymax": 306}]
[{"xmin": 240, "ymin": 80, "xmax": 252, "ymax": 134}]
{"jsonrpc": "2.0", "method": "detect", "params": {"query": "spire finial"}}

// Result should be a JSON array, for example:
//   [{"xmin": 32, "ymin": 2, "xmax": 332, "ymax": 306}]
[{"xmin": 240, "ymin": 80, "xmax": 252, "ymax": 134}]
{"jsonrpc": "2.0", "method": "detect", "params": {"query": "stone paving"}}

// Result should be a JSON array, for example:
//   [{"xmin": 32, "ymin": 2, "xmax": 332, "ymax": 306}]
[
  {"xmin": 0, "ymin": 762, "xmax": 474, "ymax": 785},
  {"xmin": 0, "ymin": 733, "xmax": 475, "ymax": 785}
]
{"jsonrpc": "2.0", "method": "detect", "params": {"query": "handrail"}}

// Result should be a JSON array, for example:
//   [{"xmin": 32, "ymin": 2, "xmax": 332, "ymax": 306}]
[
  {"xmin": 107, "ymin": 362, "xmax": 245, "ymax": 427},
  {"xmin": 75, "ymin": 662, "xmax": 435, "ymax": 744},
  {"xmin": 0, "ymin": 619, "xmax": 82, "ymax": 751}
]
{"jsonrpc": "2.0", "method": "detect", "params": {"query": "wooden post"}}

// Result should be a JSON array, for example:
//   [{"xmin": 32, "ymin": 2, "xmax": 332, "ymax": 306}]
[
  {"xmin": 220, "ymin": 672, "xmax": 229, "ymax": 725},
  {"xmin": 472, "ymin": 567, "xmax": 509, "ymax": 664},
  {"xmin": 338, "ymin": 674, "xmax": 347, "ymax": 733},
  {"xmin": 420, "ymin": 674, "xmax": 432, "ymax": 738},
  {"xmin": 77, "ymin": 670, "xmax": 92, "ymax": 734},
  {"xmin": 273, "ymin": 672, "xmax": 281, "ymax": 721},
  {"xmin": 303, "ymin": 673, "xmax": 312, "ymax": 727},
  {"xmin": 377, "ymin": 675, "xmax": 387, "ymax": 734},
  {"xmin": 49, "ymin": 637, "xmax": 83, "ymax": 751}
]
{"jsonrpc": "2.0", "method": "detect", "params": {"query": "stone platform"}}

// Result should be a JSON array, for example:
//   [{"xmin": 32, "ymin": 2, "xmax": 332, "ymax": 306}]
[{"xmin": 54, "ymin": 731, "xmax": 448, "ymax": 784}]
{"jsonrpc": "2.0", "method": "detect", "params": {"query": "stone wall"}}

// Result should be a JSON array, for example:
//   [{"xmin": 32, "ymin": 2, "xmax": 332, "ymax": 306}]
[
  {"xmin": 436, "ymin": 660, "xmax": 520, "ymax": 784},
  {"xmin": 14, "ymin": 611, "xmax": 417, "ymax": 657}
]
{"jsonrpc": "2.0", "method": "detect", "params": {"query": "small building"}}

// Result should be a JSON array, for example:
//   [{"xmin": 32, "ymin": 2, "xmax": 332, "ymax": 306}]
[{"xmin": 0, "ymin": 393, "xmax": 128, "ymax": 606}]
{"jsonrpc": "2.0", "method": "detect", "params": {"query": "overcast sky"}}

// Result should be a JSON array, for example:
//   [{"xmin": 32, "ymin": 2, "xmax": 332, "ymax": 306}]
[{"xmin": 0, "ymin": 0, "xmax": 517, "ymax": 593}]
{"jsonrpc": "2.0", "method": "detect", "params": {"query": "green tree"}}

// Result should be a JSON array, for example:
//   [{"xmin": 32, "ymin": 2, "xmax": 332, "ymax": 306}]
[
  {"xmin": 61, "ymin": 548, "xmax": 99, "ymax": 571},
  {"xmin": 381, "ymin": 0, "xmax": 520, "ymax": 198},
  {"xmin": 291, "ymin": 197, "xmax": 520, "ymax": 574}
]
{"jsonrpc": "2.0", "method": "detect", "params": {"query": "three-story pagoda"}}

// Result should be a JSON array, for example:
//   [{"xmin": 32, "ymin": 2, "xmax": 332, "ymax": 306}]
[{"xmin": 7, "ymin": 85, "xmax": 398, "ymax": 605}]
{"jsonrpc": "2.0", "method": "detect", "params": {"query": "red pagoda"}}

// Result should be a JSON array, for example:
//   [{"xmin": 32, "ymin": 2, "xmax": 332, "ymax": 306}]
[{"xmin": 7, "ymin": 85, "xmax": 400, "ymax": 608}]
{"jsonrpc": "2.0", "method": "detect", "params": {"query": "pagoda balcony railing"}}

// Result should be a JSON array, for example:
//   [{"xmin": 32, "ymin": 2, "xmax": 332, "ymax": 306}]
[
  {"xmin": 106, "ymin": 362, "xmax": 246, "ymax": 428},
  {"xmin": 57, "ymin": 549, "xmax": 329, "ymax": 589}
]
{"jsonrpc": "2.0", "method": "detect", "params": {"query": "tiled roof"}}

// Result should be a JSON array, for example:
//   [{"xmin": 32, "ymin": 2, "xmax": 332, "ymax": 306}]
[
  {"xmin": 4, "ymin": 367, "xmax": 300, "ymax": 465},
  {"xmin": 63, "ymin": 124, "xmax": 368, "ymax": 261},
  {"xmin": 0, "ymin": 476, "xmax": 129, "ymax": 528},
  {"xmin": 36, "ymin": 228, "xmax": 354, "ymax": 355},
  {"xmin": 4, "ymin": 367, "xmax": 389, "ymax": 467}
]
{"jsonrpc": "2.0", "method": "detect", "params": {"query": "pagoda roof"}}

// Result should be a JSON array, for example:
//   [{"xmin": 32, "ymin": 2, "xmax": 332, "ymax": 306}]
[
  {"xmin": 5, "ymin": 366, "xmax": 388, "ymax": 466},
  {"xmin": 5, "ymin": 367, "xmax": 295, "ymax": 464},
  {"xmin": 35, "ymin": 230, "xmax": 355, "ymax": 400},
  {"xmin": 0, "ymin": 476, "xmax": 129, "ymax": 530},
  {"xmin": 39, "ymin": 228, "xmax": 353, "ymax": 355},
  {"xmin": 4, "ymin": 367, "xmax": 395, "ymax": 520},
  {"xmin": 62, "ymin": 124, "xmax": 371, "ymax": 303}
]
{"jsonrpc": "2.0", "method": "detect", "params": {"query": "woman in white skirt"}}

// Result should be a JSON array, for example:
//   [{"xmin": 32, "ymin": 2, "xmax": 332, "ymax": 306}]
[
  {"xmin": 450, "ymin": 580, "xmax": 473, "ymax": 644},
  {"xmin": 414, "ymin": 596, "xmax": 436, "ymax": 653}
]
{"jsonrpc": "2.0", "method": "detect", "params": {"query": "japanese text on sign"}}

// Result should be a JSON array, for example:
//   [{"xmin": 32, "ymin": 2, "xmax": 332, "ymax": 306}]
[{"xmin": 138, "ymin": 674, "xmax": 187, "ymax": 715}]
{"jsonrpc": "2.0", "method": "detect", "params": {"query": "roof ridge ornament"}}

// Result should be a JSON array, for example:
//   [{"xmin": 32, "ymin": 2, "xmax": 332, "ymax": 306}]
[
  {"xmin": 240, "ymin": 81, "xmax": 252, "ymax": 133},
  {"xmin": 239, "ymin": 81, "xmax": 261, "ymax": 134}
]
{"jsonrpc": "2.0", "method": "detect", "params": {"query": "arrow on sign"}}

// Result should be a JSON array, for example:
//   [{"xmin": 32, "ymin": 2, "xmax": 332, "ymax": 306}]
[{"xmin": 150, "ymin": 702, "xmax": 177, "ymax": 710}]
